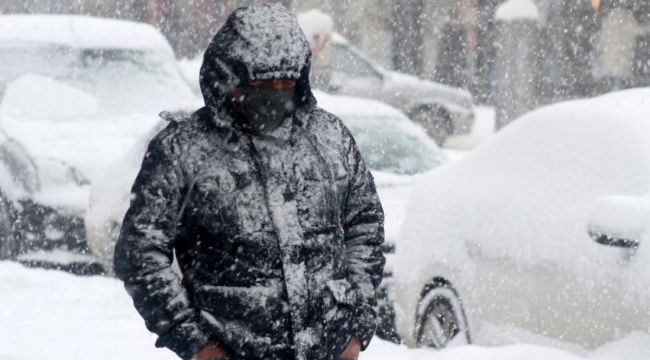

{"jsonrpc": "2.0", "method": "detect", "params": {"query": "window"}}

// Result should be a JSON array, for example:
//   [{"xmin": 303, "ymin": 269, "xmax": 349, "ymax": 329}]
[
  {"xmin": 344, "ymin": 115, "xmax": 442, "ymax": 175},
  {"xmin": 312, "ymin": 43, "xmax": 382, "ymax": 79}
]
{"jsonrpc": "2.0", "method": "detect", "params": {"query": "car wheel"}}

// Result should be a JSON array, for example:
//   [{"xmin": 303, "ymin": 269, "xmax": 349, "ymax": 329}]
[
  {"xmin": 375, "ymin": 280, "xmax": 401, "ymax": 343},
  {"xmin": 415, "ymin": 280, "xmax": 470, "ymax": 348},
  {"xmin": 410, "ymin": 107, "xmax": 454, "ymax": 146}
]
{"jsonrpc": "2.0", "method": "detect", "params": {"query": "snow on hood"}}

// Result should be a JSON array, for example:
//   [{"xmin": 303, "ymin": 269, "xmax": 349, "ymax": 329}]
[
  {"xmin": 199, "ymin": 3, "xmax": 315, "ymax": 115},
  {"xmin": 0, "ymin": 14, "xmax": 174, "ymax": 55},
  {"xmin": 396, "ymin": 88, "xmax": 650, "ymax": 287},
  {"xmin": 0, "ymin": 75, "xmax": 162, "ymax": 182},
  {"xmin": 1, "ymin": 74, "xmax": 100, "ymax": 120}
]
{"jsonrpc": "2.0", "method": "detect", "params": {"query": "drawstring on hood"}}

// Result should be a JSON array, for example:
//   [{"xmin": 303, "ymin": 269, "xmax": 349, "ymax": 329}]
[{"xmin": 199, "ymin": 3, "xmax": 316, "ymax": 126}]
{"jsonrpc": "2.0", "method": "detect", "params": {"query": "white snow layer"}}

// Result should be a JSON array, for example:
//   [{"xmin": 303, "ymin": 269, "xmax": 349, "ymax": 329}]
[
  {"xmin": 394, "ymin": 89, "xmax": 650, "ymax": 349},
  {"xmin": 0, "ymin": 262, "xmax": 645, "ymax": 360},
  {"xmin": 297, "ymin": 9, "xmax": 335, "ymax": 42},
  {"xmin": 1, "ymin": 74, "xmax": 101, "ymax": 120},
  {"xmin": 588, "ymin": 195, "xmax": 650, "ymax": 242},
  {"xmin": 0, "ymin": 75, "xmax": 174, "ymax": 181},
  {"xmin": 495, "ymin": 0, "xmax": 540, "ymax": 21},
  {"xmin": 0, "ymin": 14, "xmax": 175, "ymax": 55},
  {"xmin": 397, "ymin": 88, "xmax": 650, "ymax": 288}
]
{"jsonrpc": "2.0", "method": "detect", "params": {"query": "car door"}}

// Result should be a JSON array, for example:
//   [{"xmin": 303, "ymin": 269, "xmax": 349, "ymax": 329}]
[{"xmin": 470, "ymin": 226, "xmax": 646, "ymax": 348}]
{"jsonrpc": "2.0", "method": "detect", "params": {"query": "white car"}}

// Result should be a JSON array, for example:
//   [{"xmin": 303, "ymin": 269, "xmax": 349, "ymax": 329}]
[
  {"xmin": 393, "ymin": 89, "xmax": 650, "ymax": 350},
  {"xmin": 297, "ymin": 10, "xmax": 475, "ymax": 145},
  {"xmin": 0, "ymin": 15, "xmax": 200, "ymax": 182},
  {"xmin": 85, "ymin": 92, "xmax": 445, "ymax": 285},
  {"xmin": 0, "ymin": 128, "xmax": 103, "ymax": 274}
]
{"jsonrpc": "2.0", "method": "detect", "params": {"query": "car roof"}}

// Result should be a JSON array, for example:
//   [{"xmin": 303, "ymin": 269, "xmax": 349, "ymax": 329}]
[{"xmin": 0, "ymin": 14, "xmax": 174, "ymax": 56}]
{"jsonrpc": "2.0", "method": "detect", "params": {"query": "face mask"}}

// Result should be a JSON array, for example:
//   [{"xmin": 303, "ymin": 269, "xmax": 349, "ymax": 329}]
[{"xmin": 238, "ymin": 86, "xmax": 296, "ymax": 134}]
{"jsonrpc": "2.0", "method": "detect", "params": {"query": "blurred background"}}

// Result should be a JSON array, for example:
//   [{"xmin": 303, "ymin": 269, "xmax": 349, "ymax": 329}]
[{"xmin": 3, "ymin": 0, "xmax": 650, "ymax": 125}]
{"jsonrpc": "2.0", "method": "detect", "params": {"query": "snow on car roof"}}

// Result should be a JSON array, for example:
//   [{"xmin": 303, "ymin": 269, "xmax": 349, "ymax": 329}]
[
  {"xmin": 0, "ymin": 15, "xmax": 174, "ymax": 55},
  {"xmin": 396, "ymin": 88, "xmax": 650, "ymax": 290}
]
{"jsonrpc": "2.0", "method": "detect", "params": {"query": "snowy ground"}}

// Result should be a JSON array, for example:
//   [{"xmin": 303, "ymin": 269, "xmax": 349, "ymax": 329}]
[{"xmin": 2, "ymin": 262, "xmax": 648, "ymax": 360}]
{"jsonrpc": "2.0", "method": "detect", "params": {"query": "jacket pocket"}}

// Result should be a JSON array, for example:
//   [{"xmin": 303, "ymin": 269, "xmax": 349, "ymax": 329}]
[
  {"xmin": 194, "ymin": 284, "xmax": 286, "ymax": 325},
  {"xmin": 326, "ymin": 279, "xmax": 357, "ymax": 306}
]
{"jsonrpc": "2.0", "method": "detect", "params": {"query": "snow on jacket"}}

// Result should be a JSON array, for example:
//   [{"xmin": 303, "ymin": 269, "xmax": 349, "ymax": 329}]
[{"xmin": 114, "ymin": 4, "xmax": 385, "ymax": 360}]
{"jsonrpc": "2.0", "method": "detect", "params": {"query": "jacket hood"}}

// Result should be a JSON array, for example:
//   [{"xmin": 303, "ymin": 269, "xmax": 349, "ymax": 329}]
[{"xmin": 199, "ymin": 3, "xmax": 316, "ymax": 116}]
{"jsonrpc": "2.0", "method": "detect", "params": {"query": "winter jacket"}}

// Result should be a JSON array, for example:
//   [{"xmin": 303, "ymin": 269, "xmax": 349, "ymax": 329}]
[{"xmin": 114, "ymin": 4, "xmax": 385, "ymax": 360}]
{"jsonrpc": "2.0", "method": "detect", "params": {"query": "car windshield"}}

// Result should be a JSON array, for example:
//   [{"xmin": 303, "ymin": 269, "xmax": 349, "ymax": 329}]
[
  {"xmin": 343, "ymin": 115, "xmax": 442, "ymax": 175},
  {"xmin": 0, "ymin": 45, "xmax": 194, "ymax": 116},
  {"xmin": 311, "ymin": 43, "xmax": 380, "ymax": 79}
]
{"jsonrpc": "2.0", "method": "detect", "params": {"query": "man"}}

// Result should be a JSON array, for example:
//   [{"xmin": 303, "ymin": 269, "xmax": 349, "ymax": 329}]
[{"xmin": 114, "ymin": 3, "xmax": 385, "ymax": 360}]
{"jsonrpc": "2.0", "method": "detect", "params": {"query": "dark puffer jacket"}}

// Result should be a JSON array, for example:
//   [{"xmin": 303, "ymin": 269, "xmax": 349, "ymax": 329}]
[{"xmin": 114, "ymin": 4, "xmax": 385, "ymax": 360}]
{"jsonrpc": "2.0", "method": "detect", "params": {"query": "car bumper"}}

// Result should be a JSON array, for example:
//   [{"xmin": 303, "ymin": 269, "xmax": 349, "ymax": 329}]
[{"xmin": 450, "ymin": 107, "xmax": 475, "ymax": 136}]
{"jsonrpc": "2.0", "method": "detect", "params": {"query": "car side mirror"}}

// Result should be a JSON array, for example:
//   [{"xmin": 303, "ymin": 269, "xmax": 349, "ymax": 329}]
[
  {"xmin": 587, "ymin": 195, "xmax": 650, "ymax": 251},
  {"xmin": 588, "ymin": 231, "xmax": 639, "ymax": 249}
]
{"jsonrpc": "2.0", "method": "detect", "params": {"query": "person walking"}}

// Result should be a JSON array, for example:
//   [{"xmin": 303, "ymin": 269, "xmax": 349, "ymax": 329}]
[{"xmin": 114, "ymin": 4, "xmax": 385, "ymax": 360}]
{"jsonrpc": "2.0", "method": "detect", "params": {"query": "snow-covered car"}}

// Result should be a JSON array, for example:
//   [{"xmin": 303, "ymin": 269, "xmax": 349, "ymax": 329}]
[
  {"xmin": 297, "ymin": 10, "xmax": 475, "ymax": 145},
  {"xmin": 0, "ymin": 15, "xmax": 200, "ymax": 181},
  {"xmin": 0, "ymin": 15, "xmax": 199, "ymax": 272},
  {"xmin": 0, "ymin": 128, "xmax": 101, "ymax": 274},
  {"xmin": 393, "ymin": 89, "xmax": 650, "ymax": 350},
  {"xmin": 85, "ymin": 91, "xmax": 445, "ymax": 336}
]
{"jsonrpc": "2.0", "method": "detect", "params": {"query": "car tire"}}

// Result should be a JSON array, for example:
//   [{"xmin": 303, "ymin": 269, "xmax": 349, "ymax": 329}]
[
  {"xmin": 415, "ymin": 279, "xmax": 471, "ymax": 349},
  {"xmin": 375, "ymin": 281, "xmax": 401, "ymax": 343},
  {"xmin": 410, "ymin": 107, "xmax": 454, "ymax": 146}
]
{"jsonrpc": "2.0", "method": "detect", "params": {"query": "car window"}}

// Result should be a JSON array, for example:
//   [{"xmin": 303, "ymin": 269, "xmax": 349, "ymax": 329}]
[
  {"xmin": 313, "ymin": 43, "xmax": 381, "ymax": 79},
  {"xmin": 343, "ymin": 115, "xmax": 442, "ymax": 175}
]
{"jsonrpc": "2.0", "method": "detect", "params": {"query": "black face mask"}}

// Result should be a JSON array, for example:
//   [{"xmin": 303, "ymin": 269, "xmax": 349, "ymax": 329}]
[{"xmin": 237, "ymin": 86, "xmax": 296, "ymax": 134}]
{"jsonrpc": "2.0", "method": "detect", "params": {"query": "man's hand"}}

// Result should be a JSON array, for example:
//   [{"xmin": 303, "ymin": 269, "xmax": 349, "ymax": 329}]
[
  {"xmin": 340, "ymin": 336, "xmax": 361, "ymax": 360},
  {"xmin": 193, "ymin": 343, "xmax": 227, "ymax": 360}
]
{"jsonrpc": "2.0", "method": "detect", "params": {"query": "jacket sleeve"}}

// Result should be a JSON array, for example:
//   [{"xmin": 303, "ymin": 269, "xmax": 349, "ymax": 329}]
[
  {"xmin": 342, "ymin": 129, "xmax": 386, "ymax": 350},
  {"xmin": 114, "ymin": 129, "xmax": 209, "ymax": 360}
]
